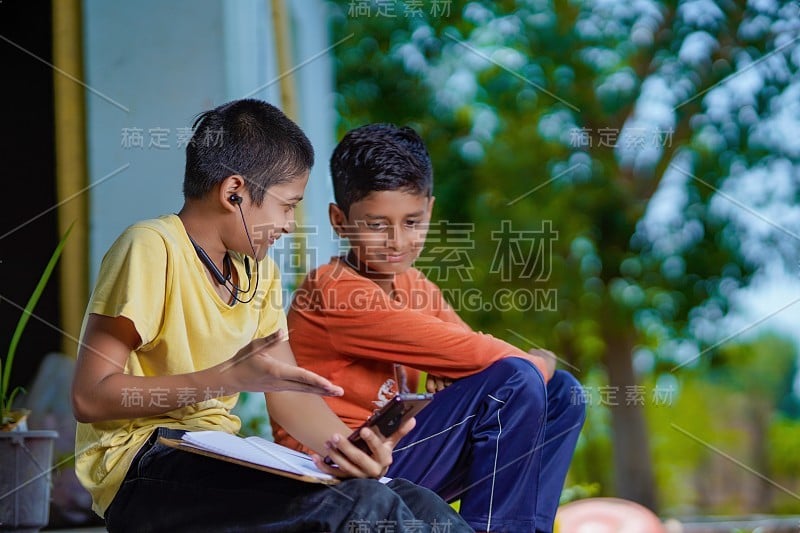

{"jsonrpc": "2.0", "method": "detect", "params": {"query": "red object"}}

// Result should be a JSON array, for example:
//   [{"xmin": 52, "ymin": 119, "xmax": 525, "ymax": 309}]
[{"xmin": 556, "ymin": 498, "xmax": 666, "ymax": 533}]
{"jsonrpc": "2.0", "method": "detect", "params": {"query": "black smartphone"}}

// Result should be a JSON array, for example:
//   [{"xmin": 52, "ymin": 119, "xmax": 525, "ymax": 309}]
[{"xmin": 324, "ymin": 393, "xmax": 434, "ymax": 464}]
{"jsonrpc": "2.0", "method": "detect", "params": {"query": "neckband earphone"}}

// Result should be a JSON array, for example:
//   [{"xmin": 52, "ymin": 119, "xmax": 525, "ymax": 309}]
[{"xmin": 189, "ymin": 193, "xmax": 260, "ymax": 304}]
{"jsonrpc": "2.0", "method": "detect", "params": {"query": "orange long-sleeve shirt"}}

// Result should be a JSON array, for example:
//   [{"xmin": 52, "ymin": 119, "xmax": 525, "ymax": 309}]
[{"xmin": 271, "ymin": 257, "xmax": 546, "ymax": 450}]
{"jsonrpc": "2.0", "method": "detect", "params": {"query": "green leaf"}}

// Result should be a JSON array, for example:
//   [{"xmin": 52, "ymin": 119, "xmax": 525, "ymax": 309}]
[{"xmin": 1, "ymin": 222, "xmax": 74, "ymax": 417}]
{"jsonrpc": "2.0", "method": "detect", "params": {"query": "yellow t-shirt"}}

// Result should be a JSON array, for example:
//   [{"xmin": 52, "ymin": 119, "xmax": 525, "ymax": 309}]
[{"xmin": 74, "ymin": 214, "xmax": 287, "ymax": 516}]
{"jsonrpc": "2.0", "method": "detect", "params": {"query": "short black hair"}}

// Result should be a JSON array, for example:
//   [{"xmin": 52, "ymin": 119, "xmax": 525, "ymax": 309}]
[
  {"xmin": 184, "ymin": 99, "xmax": 314, "ymax": 204},
  {"xmin": 330, "ymin": 124, "xmax": 432, "ymax": 214}
]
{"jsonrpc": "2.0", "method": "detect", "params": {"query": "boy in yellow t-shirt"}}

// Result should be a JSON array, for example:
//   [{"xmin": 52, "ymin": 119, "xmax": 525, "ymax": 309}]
[{"xmin": 71, "ymin": 99, "xmax": 471, "ymax": 532}]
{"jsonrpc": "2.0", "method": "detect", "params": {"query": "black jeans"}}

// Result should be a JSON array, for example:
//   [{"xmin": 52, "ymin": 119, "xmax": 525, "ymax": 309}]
[{"xmin": 105, "ymin": 428, "xmax": 473, "ymax": 533}]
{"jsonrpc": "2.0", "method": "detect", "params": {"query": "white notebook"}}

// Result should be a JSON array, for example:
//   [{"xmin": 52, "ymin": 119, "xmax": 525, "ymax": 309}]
[
  {"xmin": 170, "ymin": 430, "xmax": 336, "ymax": 483},
  {"xmin": 165, "ymin": 431, "xmax": 390, "ymax": 485}
]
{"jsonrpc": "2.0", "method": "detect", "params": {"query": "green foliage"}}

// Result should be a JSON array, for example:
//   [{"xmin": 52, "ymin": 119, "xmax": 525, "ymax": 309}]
[
  {"xmin": 644, "ymin": 334, "xmax": 799, "ymax": 514},
  {"xmin": 713, "ymin": 333, "xmax": 798, "ymax": 405},
  {"xmin": 645, "ymin": 375, "xmax": 736, "ymax": 513},
  {"xmin": 769, "ymin": 416, "xmax": 800, "ymax": 477},
  {"xmin": 1, "ymin": 224, "xmax": 72, "ymax": 427},
  {"xmin": 329, "ymin": 0, "xmax": 799, "ymax": 369},
  {"xmin": 329, "ymin": 0, "xmax": 800, "ymax": 512},
  {"xmin": 559, "ymin": 482, "xmax": 601, "ymax": 505},
  {"xmin": 232, "ymin": 392, "xmax": 272, "ymax": 438},
  {"xmin": 562, "ymin": 368, "xmax": 614, "ymax": 494},
  {"xmin": 767, "ymin": 415, "xmax": 800, "ymax": 513}
]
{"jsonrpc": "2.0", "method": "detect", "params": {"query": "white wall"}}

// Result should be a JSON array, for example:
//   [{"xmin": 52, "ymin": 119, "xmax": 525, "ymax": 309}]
[
  {"xmin": 84, "ymin": 0, "xmax": 225, "ymax": 279},
  {"xmin": 287, "ymin": 0, "xmax": 341, "ymax": 277},
  {"xmin": 84, "ymin": 0, "xmax": 337, "ymax": 283}
]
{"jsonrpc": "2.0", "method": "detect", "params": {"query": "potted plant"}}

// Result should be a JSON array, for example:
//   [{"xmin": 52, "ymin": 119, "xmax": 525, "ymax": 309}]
[{"xmin": 1, "ymin": 226, "xmax": 72, "ymax": 531}]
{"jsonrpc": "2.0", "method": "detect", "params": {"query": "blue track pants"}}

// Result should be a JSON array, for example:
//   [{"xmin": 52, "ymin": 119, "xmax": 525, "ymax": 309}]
[{"xmin": 387, "ymin": 358, "xmax": 586, "ymax": 533}]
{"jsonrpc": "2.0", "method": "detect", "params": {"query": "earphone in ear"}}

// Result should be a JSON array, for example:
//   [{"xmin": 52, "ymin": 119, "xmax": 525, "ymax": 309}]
[{"xmin": 229, "ymin": 194, "xmax": 243, "ymax": 205}]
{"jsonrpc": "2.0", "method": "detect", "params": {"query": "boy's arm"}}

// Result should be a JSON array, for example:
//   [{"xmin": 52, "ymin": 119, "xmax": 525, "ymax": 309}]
[
  {"xmin": 71, "ymin": 313, "xmax": 342, "ymax": 423},
  {"xmin": 427, "ymin": 279, "xmax": 556, "ymax": 380},
  {"xmin": 264, "ymin": 342, "xmax": 352, "ymax": 453},
  {"xmin": 432, "ymin": 293, "xmax": 471, "ymax": 330},
  {"xmin": 318, "ymin": 291, "xmax": 553, "ymax": 381},
  {"xmin": 264, "ymin": 342, "xmax": 412, "ymax": 479},
  {"xmin": 425, "ymin": 281, "xmax": 550, "ymax": 390},
  {"xmin": 425, "ymin": 347, "xmax": 556, "ymax": 393}
]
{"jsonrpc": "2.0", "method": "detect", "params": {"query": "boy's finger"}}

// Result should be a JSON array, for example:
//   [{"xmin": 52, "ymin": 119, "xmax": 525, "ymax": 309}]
[
  {"xmin": 311, "ymin": 454, "xmax": 351, "ymax": 478},
  {"xmin": 276, "ymin": 377, "xmax": 344, "ymax": 396},
  {"xmin": 321, "ymin": 436, "xmax": 374, "ymax": 478},
  {"xmin": 267, "ymin": 360, "xmax": 343, "ymax": 395},
  {"xmin": 426, "ymin": 378, "xmax": 437, "ymax": 393},
  {"xmin": 347, "ymin": 429, "xmax": 388, "ymax": 477},
  {"xmin": 276, "ymin": 381, "xmax": 344, "ymax": 396},
  {"xmin": 310, "ymin": 451, "xmax": 358, "ymax": 479},
  {"xmin": 427, "ymin": 374, "xmax": 449, "ymax": 393},
  {"xmin": 283, "ymin": 367, "xmax": 344, "ymax": 396},
  {"xmin": 385, "ymin": 417, "xmax": 416, "ymax": 447}
]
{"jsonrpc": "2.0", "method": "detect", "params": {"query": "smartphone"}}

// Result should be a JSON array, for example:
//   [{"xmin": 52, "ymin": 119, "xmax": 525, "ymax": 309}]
[{"xmin": 324, "ymin": 393, "xmax": 434, "ymax": 464}]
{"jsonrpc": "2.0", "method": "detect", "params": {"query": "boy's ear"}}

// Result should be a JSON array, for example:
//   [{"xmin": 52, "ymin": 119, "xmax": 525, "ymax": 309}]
[
  {"xmin": 220, "ymin": 175, "xmax": 246, "ymax": 211},
  {"xmin": 329, "ymin": 203, "xmax": 347, "ymax": 237}
]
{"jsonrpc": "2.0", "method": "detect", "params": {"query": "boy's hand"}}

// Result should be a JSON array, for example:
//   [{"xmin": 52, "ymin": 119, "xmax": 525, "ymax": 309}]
[
  {"xmin": 426, "ymin": 374, "xmax": 453, "ymax": 393},
  {"xmin": 311, "ymin": 417, "xmax": 416, "ymax": 479},
  {"xmin": 220, "ymin": 330, "xmax": 344, "ymax": 397},
  {"xmin": 526, "ymin": 348, "xmax": 557, "ymax": 380}
]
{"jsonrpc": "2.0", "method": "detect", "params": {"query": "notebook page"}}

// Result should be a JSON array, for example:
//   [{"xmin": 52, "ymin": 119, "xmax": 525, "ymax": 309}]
[
  {"xmin": 181, "ymin": 431, "xmax": 334, "ymax": 480},
  {"xmin": 245, "ymin": 436, "xmax": 392, "ymax": 484}
]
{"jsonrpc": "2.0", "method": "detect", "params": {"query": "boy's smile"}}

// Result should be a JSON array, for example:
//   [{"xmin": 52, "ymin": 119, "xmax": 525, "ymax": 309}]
[{"xmin": 332, "ymin": 190, "xmax": 434, "ymax": 287}]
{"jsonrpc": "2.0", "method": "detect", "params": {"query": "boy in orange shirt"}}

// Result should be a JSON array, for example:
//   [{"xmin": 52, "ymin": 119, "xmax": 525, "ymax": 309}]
[{"xmin": 271, "ymin": 124, "xmax": 585, "ymax": 533}]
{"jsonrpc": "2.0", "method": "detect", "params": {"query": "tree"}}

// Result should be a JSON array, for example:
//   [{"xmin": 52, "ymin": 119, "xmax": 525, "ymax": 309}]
[
  {"xmin": 714, "ymin": 334, "xmax": 798, "ymax": 509},
  {"xmin": 330, "ymin": 0, "xmax": 800, "ymax": 511}
]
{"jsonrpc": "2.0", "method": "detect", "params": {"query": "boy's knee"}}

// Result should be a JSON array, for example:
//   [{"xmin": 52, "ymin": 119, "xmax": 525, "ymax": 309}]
[
  {"xmin": 492, "ymin": 356, "xmax": 547, "ymax": 383},
  {"xmin": 325, "ymin": 479, "xmax": 412, "ymax": 529},
  {"xmin": 550, "ymin": 369, "xmax": 587, "ymax": 424},
  {"xmin": 488, "ymin": 357, "xmax": 547, "ymax": 407},
  {"xmin": 386, "ymin": 478, "xmax": 416, "ymax": 491},
  {"xmin": 550, "ymin": 368, "xmax": 580, "ymax": 391}
]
